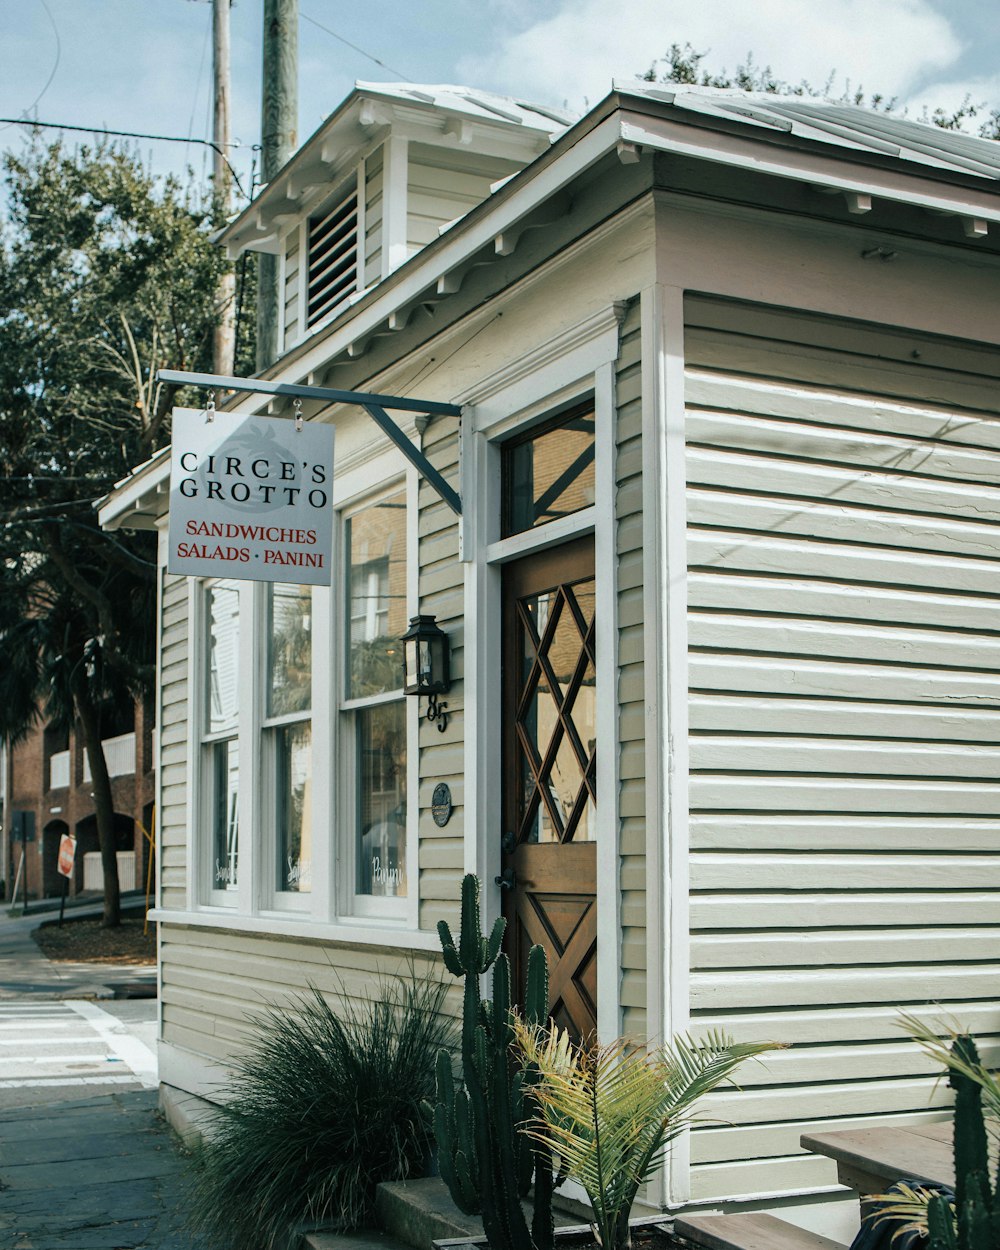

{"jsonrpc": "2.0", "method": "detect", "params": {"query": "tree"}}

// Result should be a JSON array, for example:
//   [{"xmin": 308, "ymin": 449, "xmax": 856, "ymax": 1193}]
[
  {"xmin": 645, "ymin": 43, "xmax": 1000, "ymax": 140},
  {"xmin": 0, "ymin": 139, "xmax": 251, "ymax": 925}
]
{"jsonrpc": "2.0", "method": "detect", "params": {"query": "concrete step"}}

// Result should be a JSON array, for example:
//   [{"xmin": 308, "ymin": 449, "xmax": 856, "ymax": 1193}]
[
  {"xmin": 375, "ymin": 1177, "xmax": 483, "ymax": 1250},
  {"xmin": 676, "ymin": 1213, "xmax": 849, "ymax": 1250},
  {"xmin": 304, "ymin": 1230, "xmax": 414, "ymax": 1250}
]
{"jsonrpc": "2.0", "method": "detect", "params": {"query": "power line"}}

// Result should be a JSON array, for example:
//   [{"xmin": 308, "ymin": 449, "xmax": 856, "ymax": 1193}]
[
  {"xmin": 300, "ymin": 11, "xmax": 410, "ymax": 81},
  {"xmin": 0, "ymin": 0, "xmax": 63, "ymax": 135},
  {"xmin": 0, "ymin": 116, "xmax": 251, "ymax": 200}
]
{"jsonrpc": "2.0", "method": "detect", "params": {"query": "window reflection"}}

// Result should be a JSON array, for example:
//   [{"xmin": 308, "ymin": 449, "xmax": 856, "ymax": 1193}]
[
  {"xmin": 206, "ymin": 581, "xmax": 240, "ymax": 892},
  {"xmin": 503, "ymin": 406, "xmax": 596, "ymax": 536},
  {"xmin": 268, "ymin": 585, "xmax": 312, "ymax": 717},
  {"xmin": 276, "ymin": 722, "xmax": 312, "ymax": 893},
  {"xmin": 357, "ymin": 702, "xmax": 406, "ymax": 896},
  {"xmin": 346, "ymin": 491, "xmax": 407, "ymax": 698}
]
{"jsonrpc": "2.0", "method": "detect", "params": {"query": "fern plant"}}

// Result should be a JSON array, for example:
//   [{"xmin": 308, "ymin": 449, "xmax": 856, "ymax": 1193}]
[{"xmin": 514, "ymin": 1019, "xmax": 783, "ymax": 1250}]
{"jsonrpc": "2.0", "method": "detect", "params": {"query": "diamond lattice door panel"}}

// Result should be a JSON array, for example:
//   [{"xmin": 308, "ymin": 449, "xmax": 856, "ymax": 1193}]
[{"xmin": 502, "ymin": 537, "xmax": 597, "ymax": 1040}]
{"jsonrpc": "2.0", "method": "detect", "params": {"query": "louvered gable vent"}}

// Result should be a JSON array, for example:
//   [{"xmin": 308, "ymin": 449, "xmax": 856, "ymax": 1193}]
[{"xmin": 307, "ymin": 181, "xmax": 359, "ymax": 327}]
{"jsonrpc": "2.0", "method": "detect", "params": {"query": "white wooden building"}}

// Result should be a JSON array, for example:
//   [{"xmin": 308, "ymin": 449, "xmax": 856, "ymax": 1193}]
[{"xmin": 100, "ymin": 81, "xmax": 1000, "ymax": 1238}]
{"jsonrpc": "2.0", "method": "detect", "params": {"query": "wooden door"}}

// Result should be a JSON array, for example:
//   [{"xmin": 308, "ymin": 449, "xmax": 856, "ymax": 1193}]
[{"xmin": 501, "ymin": 537, "xmax": 597, "ymax": 1040}]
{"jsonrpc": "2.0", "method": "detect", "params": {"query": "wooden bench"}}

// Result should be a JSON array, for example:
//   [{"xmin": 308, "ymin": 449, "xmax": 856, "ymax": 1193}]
[
  {"xmin": 676, "ymin": 1212, "xmax": 849, "ymax": 1250},
  {"xmin": 801, "ymin": 1123, "xmax": 954, "ymax": 1197}
]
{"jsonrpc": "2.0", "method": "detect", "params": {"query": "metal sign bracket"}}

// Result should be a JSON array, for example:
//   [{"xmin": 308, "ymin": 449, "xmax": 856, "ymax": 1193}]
[{"xmin": 157, "ymin": 369, "xmax": 463, "ymax": 515}]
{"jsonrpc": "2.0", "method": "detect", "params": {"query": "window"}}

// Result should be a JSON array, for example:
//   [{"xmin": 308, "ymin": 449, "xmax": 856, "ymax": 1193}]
[
  {"xmin": 343, "ymin": 489, "xmax": 409, "ymax": 909},
  {"xmin": 502, "ymin": 403, "xmax": 596, "ymax": 536},
  {"xmin": 307, "ymin": 178, "xmax": 359, "ymax": 328},
  {"xmin": 204, "ymin": 581, "xmax": 240, "ymax": 897},
  {"xmin": 191, "ymin": 475, "xmax": 416, "ymax": 932},
  {"xmin": 265, "ymin": 584, "xmax": 313, "ymax": 897}
]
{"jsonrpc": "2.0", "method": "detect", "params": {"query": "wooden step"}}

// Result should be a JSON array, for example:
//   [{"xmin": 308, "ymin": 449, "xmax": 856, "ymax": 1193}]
[{"xmin": 676, "ymin": 1212, "xmax": 849, "ymax": 1250}]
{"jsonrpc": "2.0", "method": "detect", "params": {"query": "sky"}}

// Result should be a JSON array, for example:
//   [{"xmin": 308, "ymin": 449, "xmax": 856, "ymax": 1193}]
[{"xmin": 1, "ymin": 0, "xmax": 999, "ymax": 208}]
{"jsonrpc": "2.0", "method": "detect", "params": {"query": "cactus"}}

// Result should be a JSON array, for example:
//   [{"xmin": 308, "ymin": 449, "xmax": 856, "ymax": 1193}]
[
  {"xmin": 432, "ymin": 874, "xmax": 554, "ymax": 1250},
  {"xmin": 927, "ymin": 1036, "xmax": 1000, "ymax": 1250}
]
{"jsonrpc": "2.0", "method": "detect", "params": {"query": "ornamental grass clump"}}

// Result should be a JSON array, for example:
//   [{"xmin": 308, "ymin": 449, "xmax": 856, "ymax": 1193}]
[
  {"xmin": 187, "ymin": 975, "xmax": 455, "ymax": 1250},
  {"xmin": 514, "ymin": 1019, "xmax": 785, "ymax": 1250}
]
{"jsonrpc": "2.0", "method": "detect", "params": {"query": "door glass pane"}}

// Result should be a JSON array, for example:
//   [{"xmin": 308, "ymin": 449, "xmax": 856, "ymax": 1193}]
[
  {"xmin": 206, "ymin": 582, "xmax": 239, "ymax": 734},
  {"xmin": 268, "ymin": 584, "xmax": 312, "ymax": 716},
  {"xmin": 345, "ymin": 490, "xmax": 407, "ymax": 697},
  {"xmin": 503, "ymin": 406, "xmax": 595, "ymax": 536},
  {"xmin": 514, "ymin": 578, "xmax": 596, "ymax": 844},
  {"xmin": 211, "ymin": 739, "xmax": 239, "ymax": 890},
  {"xmin": 356, "ymin": 701, "xmax": 406, "ymax": 896},
  {"xmin": 275, "ymin": 722, "xmax": 312, "ymax": 893}
]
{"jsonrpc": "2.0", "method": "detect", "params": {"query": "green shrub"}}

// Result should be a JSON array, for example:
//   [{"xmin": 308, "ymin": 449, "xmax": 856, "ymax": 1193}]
[{"xmin": 188, "ymin": 974, "xmax": 455, "ymax": 1249}]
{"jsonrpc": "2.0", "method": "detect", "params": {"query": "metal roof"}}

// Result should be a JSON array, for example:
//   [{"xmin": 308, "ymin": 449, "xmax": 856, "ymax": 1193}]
[
  {"xmin": 352, "ymin": 82, "xmax": 573, "ymax": 132},
  {"xmin": 615, "ymin": 83, "xmax": 1000, "ymax": 182}
]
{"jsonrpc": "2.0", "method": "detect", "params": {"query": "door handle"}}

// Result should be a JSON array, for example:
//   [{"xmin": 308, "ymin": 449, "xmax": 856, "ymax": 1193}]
[{"xmin": 495, "ymin": 868, "xmax": 517, "ymax": 891}]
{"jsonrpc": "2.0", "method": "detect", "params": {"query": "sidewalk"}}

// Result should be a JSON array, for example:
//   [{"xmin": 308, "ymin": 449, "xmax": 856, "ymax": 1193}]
[
  {"xmin": 0, "ymin": 892, "xmax": 157, "ymax": 1001},
  {"xmin": 0, "ymin": 1089, "xmax": 209, "ymax": 1250},
  {"xmin": 0, "ymin": 896, "xmax": 210, "ymax": 1247}
]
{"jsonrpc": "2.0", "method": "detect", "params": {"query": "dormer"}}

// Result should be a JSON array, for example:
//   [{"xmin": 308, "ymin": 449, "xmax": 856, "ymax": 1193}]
[{"xmin": 218, "ymin": 83, "xmax": 570, "ymax": 353}]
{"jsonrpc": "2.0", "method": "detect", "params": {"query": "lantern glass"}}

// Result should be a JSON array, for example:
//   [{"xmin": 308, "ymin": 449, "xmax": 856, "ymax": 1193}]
[{"xmin": 401, "ymin": 615, "xmax": 449, "ymax": 695}]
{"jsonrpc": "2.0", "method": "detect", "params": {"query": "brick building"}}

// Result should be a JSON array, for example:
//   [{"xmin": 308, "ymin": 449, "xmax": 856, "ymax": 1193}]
[{"xmin": 1, "ymin": 698, "xmax": 155, "ymax": 904}]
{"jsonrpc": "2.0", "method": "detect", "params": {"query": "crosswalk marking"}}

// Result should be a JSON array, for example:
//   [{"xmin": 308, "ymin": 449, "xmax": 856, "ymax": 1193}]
[{"xmin": 0, "ymin": 1000, "xmax": 158, "ymax": 1092}]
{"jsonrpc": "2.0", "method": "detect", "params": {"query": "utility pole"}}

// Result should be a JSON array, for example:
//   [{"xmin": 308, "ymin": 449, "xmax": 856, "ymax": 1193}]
[
  {"xmin": 257, "ymin": 0, "xmax": 298, "ymax": 371},
  {"xmin": 213, "ymin": 0, "xmax": 236, "ymax": 376}
]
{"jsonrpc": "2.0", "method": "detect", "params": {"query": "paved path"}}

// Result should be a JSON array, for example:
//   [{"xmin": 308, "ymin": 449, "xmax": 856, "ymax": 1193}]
[
  {"xmin": 0, "ymin": 1089, "xmax": 205, "ymax": 1249},
  {"xmin": 0, "ymin": 898, "xmax": 156, "ymax": 1002},
  {"xmin": 0, "ymin": 905, "xmax": 207, "ymax": 1248}
]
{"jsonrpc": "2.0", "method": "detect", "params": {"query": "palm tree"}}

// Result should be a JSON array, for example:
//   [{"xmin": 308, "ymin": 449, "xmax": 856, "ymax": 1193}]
[{"xmin": 514, "ymin": 1020, "xmax": 784, "ymax": 1250}]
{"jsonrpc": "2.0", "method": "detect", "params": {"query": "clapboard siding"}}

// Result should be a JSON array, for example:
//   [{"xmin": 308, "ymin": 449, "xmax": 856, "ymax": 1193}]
[
  {"xmin": 364, "ymin": 146, "xmax": 384, "ymax": 288},
  {"xmin": 615, "ymin": 300, "xmax": 645, "ymax": 1041},
  {"xmin": 406, "ymin": 143, "xmax": 521, "ymax": 255},
  {"xmin": 159, "ymin": 571, "xmax": 189, "ymax": 910},
  {"xmin": 283, "ymin": 227, "xmax": 301, "ymax": 345},
  {"xmin": 684, "ymin": 313, "xmax": 1000, "ymax": 1202},
  {"xmin": 159, "ymin": 924, "xmax": 443, "ymax": 1060},
  {"xmin": 417, "ymin": 421, "xmax": 464, "ymax": 930}
]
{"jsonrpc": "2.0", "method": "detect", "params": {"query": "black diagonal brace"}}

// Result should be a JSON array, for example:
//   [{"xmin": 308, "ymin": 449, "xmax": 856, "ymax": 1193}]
[{"xmin": 157, "ymin": 369, "xmax": 463, "ymax": 515}]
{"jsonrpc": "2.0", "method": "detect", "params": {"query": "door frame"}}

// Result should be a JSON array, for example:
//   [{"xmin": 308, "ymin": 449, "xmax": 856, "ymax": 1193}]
[{"xmin": 460, "ymin": 305, "xmax": 624, "ymax": 1042}]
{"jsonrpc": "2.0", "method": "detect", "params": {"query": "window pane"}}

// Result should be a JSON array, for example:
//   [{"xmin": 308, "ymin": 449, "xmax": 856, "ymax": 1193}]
[
  {"xmin": 276, "ymin": 722, "xmax": 312, "ymax": 893},
  {"xmin": 207, "ymin": 582, "xmax": 240, "ymax": 733},
  {"xmin": 211, "ymin": 739, "xmax": 239, "ymax": 890},
  {"xmin": 356, "ymin": 701, "xmax": 406, "ymax": 897},
  {"xmin": 345, "ymin": 491, "xmax": 407, "ymax": 698},
  {"xmin": 268, "ymin": 584, "xmax": 312, "ymax": 717},
  {"xmin": 503, "ymin": 407, "xmax": 596, "ymax": 536}
]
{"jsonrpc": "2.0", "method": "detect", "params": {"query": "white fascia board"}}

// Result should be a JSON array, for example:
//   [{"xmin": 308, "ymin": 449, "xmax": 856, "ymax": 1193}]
[
  {"xmin": 97, "ymin": 453, "xmax": 170, "ymax": 531},
  {"xmin": 233, "ymin": 112, "xmax": 624, "ymax": 410},
  {"xmin": 620, "ymin": 113, "xmax": 1000, "ymax": 224}
]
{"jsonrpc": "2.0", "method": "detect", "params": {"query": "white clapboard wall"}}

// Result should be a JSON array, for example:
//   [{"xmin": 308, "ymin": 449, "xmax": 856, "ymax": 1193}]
[{"xmin": 682, "ymin": 298, "xmax": 1000, "ymax": 1202}]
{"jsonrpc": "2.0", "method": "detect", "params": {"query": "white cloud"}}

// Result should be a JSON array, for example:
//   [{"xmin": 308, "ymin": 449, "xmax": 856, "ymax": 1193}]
[
  {"xmin": 903, "ymin": 73, "xmax": 1000, "ymax": 126},
  {"xmin": 459, "ymin": 0, "xmax": 963, "ymax": 113}
]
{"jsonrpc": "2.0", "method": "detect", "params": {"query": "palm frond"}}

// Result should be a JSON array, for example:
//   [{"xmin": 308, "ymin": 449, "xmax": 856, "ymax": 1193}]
[
  {"xmin": 515, "ymin": 1019, "xmax": 783, "ymax": 1250},
  {"xmin": 869, "ymin": 1183, "xmax": 952, "ymax": 1243},
  {"xmin": 897, "ymin": 1012, "xmax": 1000, "ymax": 1128}
]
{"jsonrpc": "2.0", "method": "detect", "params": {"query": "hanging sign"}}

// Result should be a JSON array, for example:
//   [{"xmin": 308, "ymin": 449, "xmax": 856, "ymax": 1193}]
[
  {"xmin": 57, "ymin": 834, "xmax": 77, "ymax": 879},
  {"xmin": 167, "ymin": 406, "xmax": 335, "ymax": 586}
]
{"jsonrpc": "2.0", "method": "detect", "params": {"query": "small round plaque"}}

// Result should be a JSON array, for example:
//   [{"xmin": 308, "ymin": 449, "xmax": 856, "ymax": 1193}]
[{"xmin": 431, "ymin": 782, "xmax": 453, "ymax": 828}]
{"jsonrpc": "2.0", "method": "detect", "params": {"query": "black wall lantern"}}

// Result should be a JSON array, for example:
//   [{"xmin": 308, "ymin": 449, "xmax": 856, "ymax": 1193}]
[{"xmin": 401, "ymin": 614, "xmax": 450, "ymax": 730}]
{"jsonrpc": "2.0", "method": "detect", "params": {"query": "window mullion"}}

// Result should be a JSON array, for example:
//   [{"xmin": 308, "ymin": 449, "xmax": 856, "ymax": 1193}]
[{"xmin": 236, "ymin": 581, "xmax": 260, "ymax": 916}]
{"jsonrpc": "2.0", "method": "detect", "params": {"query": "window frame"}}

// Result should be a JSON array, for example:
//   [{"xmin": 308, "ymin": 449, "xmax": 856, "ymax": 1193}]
[
  {"xmin": 185, "ymin": 460, "xmax": 418, "ymax": 938},
  {"xmin": 198, "ymin": 578, "xmax": 244, "ymax": 909},
  {"xmin": 337, "ymin": 477, "xmax": 417, "ymax": 924},
  {"xmin": 260, "ymin": 582, "xmax": 316, "ymax": 914}
]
